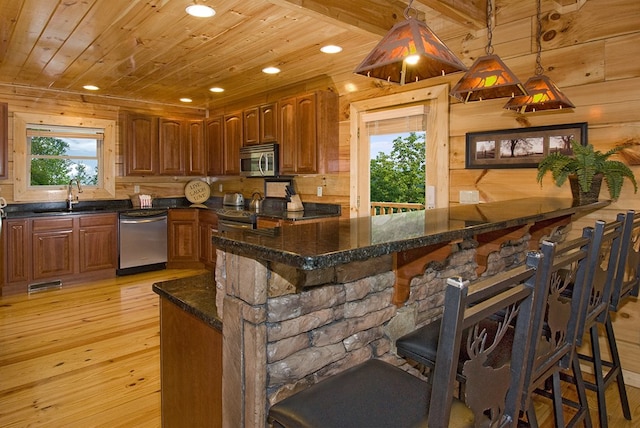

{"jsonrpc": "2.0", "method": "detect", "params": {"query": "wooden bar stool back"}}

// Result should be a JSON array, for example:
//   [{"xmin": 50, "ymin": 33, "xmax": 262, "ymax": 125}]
[{"xmin": 267, "ymin": 251, "xmax": 548, "ymax": 428}]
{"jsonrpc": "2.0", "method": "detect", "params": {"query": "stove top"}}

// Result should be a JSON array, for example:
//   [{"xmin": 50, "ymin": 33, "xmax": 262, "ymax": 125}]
[{"xmin": 216, "ymin": 207, "xmax": 257, "ymax": 223}]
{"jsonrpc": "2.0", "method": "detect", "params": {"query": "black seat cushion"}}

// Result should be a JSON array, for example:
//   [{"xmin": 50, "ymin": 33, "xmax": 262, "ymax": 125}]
[
  {"xmin": 396, "ymin": 319, "xmax": 514, "ymax": 374},
  {"xmin": 268, "ymin": 359, "xmax": 430, "ymax": 428}
]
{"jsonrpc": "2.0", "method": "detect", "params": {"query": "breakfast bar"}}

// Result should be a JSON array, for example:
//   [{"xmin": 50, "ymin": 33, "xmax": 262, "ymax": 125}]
[{"xmin": 158, "ymin": 198, "xmax": 607, "ymax": 427}]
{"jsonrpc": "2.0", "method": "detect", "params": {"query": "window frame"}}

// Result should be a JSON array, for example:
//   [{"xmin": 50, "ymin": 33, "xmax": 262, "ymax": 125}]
[{"xmin": 14, "ymin": 112, "xmax": 116, "ymax": 202}]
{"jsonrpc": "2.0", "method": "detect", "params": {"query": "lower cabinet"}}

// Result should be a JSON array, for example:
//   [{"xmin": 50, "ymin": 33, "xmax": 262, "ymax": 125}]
[
  {"xmin": 167, "ymin": 209, "xmax": 200, "ymax": 268},
  {"xmin": 198, "ymin": 210, "xmax": 218, "ymax": 269},
  {"xmin": 2, "ymin": 213, "xmax": 117, "ymax": 295},
  {"xmin": 167, "ymin": 208, "xmax": 219, "ymax": 269},
  {"xmin": 159, "ymin": 297, "xmax": 222, "ymax": 427}
]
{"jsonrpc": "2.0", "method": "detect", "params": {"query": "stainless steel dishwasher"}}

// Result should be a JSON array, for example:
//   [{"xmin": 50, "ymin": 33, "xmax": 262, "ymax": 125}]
[{"xmin": 117, "ymin": 209, "xmax": 168, "ymax": 275}]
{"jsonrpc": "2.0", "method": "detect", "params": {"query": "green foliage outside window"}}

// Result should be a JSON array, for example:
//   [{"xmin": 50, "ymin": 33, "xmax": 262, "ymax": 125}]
[
  {"xmin": 370, "ymin": 132, "xmax": 426, "ymax": 204},
  {"xmin": 30, "ymin": 136, "xmax": 98, "ymax": 186}
]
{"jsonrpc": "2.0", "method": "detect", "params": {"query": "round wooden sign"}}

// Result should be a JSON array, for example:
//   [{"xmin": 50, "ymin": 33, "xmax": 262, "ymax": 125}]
[{"xmin": 185, "ymin": 180, "xmax": 211, "ymax": 204}]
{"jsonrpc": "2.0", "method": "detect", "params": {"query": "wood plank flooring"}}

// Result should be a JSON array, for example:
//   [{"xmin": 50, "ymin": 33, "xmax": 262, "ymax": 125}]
[{"xmin": 1, "ymin": 268, "xmax": 640, "ymax": 427}]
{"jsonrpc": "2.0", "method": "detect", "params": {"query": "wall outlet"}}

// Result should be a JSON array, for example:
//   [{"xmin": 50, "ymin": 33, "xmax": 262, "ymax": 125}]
[
  {"xmin": 460, "ymin": 190, "xmax": 480, "ymax": 204},
  {"xmin": 218, "ymin": 184, "xmax": 223, "ymax": 192},
  {"xmin": 134, "ymin": 185, "xmax": 140, "ymax": 193},
  {"xmin": 317, "ymin": 186, "xmax": 323, "ymax": 197}
]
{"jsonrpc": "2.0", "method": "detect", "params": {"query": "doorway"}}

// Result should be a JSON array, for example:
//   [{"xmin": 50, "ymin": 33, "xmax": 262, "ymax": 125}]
[{"xmin": 349, "ymin": 84, "xmax": 450, "ymax": 218}]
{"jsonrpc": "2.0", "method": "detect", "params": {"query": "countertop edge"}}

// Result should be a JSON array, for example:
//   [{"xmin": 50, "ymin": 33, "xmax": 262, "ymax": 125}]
[{"xmin": 152, "ymin": 273, "xmax": 222, "ymax": 330}]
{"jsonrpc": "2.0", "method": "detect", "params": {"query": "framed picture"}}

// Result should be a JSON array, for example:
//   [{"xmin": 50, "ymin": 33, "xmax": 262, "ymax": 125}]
[{"xmin": 465, "ymin": 122, "xmax": 588, "ymax": 169}]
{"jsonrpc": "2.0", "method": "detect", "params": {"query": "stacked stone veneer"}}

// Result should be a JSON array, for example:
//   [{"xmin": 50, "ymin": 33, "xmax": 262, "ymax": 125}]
[{"xmin": 215, "ymin": 233, "xmax": 531, "ymax": 427}]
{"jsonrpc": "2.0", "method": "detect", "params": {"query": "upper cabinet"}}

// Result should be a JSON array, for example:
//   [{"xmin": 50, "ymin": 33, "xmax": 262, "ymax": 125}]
[
  {"xmin": 186, "ymin": 120, "xmax": 206, "ymax": 176},
  {"xmin": 122, "ymin": 112, "xmax": 205, "ymax": 177},
  {"xmin": 223, "ymin": 113, "xmax": 242, "ymax": 175},
  {"xmin": 205, "ymin": 117, "xmax": 224, "ymax": 176},
  {"xmin": 243, "ymin": 102, "xmax": 278, "ymax": 146},
  {"xmin": 243, "ymin": 107, "xmax": 259, "ymax": 146},
  {"xmin": 1, "ymin": 102, "xmax": 7, "ymax": 180},
  {"xmin": 159, "ymin": 118, "xmax": 184, "ymax": 176},
  {"xmin": 123, "ymin": 112, "xmax": 158, "ymax": 176},
  {"xmin": 279, "ymin": 91, "xmax": 338, "ymax": 175}
]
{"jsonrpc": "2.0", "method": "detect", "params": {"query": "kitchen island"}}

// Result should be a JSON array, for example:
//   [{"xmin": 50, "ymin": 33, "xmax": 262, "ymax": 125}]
[{"xmin": 160, "ymin": 198, "xmax": 607, "ymax": 427}]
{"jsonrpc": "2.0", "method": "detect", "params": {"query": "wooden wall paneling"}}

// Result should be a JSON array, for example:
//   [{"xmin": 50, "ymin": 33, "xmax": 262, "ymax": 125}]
[
  {"xmin": 606, "ymin": 34, "xmax": 640, "ymax": 80},
  {"xmin": 0, "ymin": 102, "xmax": 7, "ymax": 179}
]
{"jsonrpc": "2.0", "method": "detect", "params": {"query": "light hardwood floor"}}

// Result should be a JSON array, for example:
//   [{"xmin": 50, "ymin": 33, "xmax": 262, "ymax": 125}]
[{"xmin": 1, "ymin": 269, "xmax": 639, "ymax": 427}]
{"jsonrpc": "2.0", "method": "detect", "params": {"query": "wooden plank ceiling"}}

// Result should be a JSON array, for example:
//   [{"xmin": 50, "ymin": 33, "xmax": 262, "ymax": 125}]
[{"xmin": 0, "ymin": 0, "xmax": 578, "ymax": 109}]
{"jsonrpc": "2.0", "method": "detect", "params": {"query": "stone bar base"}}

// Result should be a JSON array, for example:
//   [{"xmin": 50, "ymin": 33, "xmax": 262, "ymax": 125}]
[{"xmin": 215, "ymin": 229, "xmax": 541, "ymax": 427}]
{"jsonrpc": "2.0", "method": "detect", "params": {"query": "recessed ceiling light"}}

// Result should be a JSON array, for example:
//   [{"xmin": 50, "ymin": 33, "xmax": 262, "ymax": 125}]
[
  {"xmin": 321, "ymin": 45, "xmax": 342, "ymax": 54},
  {"xmin": 180, "ymin": 98, "xmax": 193, "ymax": 103},
  {"xmin": 83, "ymin": 85, "xmax": 99, "ymax": 90},
  {"xmin": 209, "ymin": 87, "xmax": 224, "ymax": 93},
  {"xmin": 262, "ymin": 66, "xmax": 281, "ymax": 74},
  {"xmin": 186, "ymin": 4, "xmax": 215, "ymax": 18}
]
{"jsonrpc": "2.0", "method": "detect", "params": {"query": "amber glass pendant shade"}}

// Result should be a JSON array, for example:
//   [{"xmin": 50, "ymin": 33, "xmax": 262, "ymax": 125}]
[
  {"xmin": 449, "ymin": 54, "xmax": 527, "ymax": 103},
  {"xmin": 354, "ymin": 17, "xmax": 467, "ymax": 85},
  {"xmin": 504, "ymin": 74, "xmax": 575, "ymax": 113}
]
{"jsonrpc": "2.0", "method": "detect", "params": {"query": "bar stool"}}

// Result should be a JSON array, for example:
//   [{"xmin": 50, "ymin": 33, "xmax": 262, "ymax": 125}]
[
  {"xmin": 575, "ymin": 210, "xmax": 638, "ymax": 427},
  {"xmin": 268, "ymin": 250, "xmax": 549, "ymax": 428},
  {"xmin": 396, "ymin": 231, "xmax": 597, "ymax": 427}
]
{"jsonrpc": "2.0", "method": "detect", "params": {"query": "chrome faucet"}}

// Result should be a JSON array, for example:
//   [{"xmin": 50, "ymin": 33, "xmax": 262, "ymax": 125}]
[{"xmin": 67, "ymin": 178, "xmax": 83, "ymax": 210}]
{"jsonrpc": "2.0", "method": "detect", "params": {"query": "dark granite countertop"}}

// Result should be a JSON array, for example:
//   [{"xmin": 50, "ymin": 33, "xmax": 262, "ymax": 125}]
[
  {"xmin": 212, "ymin": 198, "xmax": 609, "ymax": 271},
  {"xmin": 152, "ymin": 271, "xmax": 221, "ymax": 331}
]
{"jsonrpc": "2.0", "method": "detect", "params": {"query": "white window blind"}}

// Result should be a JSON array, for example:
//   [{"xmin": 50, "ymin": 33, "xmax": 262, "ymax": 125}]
[{"xmin": 362, "ymin": 105, "xmax": 427, "ymax": 136}]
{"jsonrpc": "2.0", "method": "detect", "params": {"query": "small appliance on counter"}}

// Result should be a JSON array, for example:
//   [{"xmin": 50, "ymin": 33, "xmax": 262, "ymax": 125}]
[{"xmin": 222, "ymin": 192, "xmax": 244, "ymax": 207}]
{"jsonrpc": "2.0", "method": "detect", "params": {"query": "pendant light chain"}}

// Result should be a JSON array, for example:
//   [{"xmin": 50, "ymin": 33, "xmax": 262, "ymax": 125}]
[
  {"xmin": 404, "ymin": 0, "xmax": 417, "ymax": 19},
  {"xmin": 534, "ymin": 0, "xmax": 544, "ymax": 76},
  {"xmin": 486, "ymin": 0, "xmax": 494, "ymax": 55}
]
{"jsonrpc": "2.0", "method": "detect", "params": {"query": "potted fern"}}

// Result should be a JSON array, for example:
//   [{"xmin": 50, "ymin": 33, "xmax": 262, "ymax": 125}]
[{"xmin": 536, "ymin": 140, "xmax": 637, "ymax": 204}]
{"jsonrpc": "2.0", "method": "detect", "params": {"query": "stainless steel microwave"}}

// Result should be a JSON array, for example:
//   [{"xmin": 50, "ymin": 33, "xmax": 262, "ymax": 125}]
[{"xmin": 239, "ymin": 143, "xmax": 279, "ymax": 177}]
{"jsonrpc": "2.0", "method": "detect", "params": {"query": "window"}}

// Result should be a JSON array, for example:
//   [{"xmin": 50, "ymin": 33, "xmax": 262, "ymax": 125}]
[
  {"xmin": 14, "ymin": 112, "xmax": 116, "ymax": 202},
  {"xmin": 27, "ymin": 124, "xmax": 102, "ymax": 186}
]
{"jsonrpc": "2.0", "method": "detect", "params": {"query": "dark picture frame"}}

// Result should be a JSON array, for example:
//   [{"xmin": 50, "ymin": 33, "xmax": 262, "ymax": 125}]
[{"xmin": 465, "ymin": 122, "xmax": 588, "ymax": 169}]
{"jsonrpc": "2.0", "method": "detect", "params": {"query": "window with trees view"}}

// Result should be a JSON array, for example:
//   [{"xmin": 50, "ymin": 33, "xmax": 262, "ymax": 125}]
[
  {"xmin": 13, "ymin": 112, "xmax": 116, "ymax": 202},
  {"xmin": 27, "ymin": 125, "xmax": 101, "ymax": 187}
]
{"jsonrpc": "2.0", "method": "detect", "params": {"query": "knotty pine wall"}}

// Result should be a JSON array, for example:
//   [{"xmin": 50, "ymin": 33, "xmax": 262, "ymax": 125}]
[{"xmin": 0, "ymin": 0, "xmax": 639, "ymax": 383}]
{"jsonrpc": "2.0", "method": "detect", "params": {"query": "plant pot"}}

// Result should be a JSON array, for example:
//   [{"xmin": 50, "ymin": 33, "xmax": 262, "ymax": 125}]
[{"xmin": 569, "ymin": 173, "xmax": 603, "ymax": 205}]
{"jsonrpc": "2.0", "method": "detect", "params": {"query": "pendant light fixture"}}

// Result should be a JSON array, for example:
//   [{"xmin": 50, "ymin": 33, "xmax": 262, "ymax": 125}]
[
  {"xmin": 504, "ymin": 0, "xmax": 575, "ymax": 113},
  {"xmin": 354, "ymin": 0, "xmax": 467, "ymax": 85},
  {"xmin": 450, "ymin": 0, "xmax": 526, "ymax": 103}
]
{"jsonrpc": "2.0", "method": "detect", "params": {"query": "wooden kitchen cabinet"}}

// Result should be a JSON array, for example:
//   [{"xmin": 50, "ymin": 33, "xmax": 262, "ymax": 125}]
[
  {"xmin": 1, "ymin": 102, "xmax": 7, "ymax": 180},
  {"xmin": 223, "ymin": 112, "xmax": 242, "ymax": 175},
  {"xmin": 123, "ymin": 112, "xmax": 158, "ymax": 176},
  {"xmin": 243, "ymin": 107, "xmax": 259, "ymax": 146},
  {"xmin": 168, "ymin": 209, "xmax": 201, "ymax": 268},
  {"xmin": 259, "ymin": 102, "xmax": 278, "ymax": 143},
  {"xmin": 185, "ymin": 120, "xmax": 206, "ymax": 176},
  {"xmin": 278, "ymin": 91, "xmax": 338, "ymax": 174},
  {"xmin": 244, "ymin": 103, "xmax": 278, "ymax": 146},
  {"xmin": 2, "ymin": 213, "xmax": 117, "ymax": 295},
  {"xmin": 78, "ymin": 214, "xmax": 117, "ymax": 273},
  {"xmin": 205, "ymin": 116, "xmax": 224, "ymax": 176},
  {"xmin": 160, "ymin": 297, "xmax": 222, "ymax": 428},
  {"xmin": 159, "ymin": 118, "xmax": 185, "ymax": 176},
  {"xmin": 32, "ymin": 217, "xmax": 75, "ymax": 281},
  {"xmin": 198, "ymin": 210, "xmax": 218, "ymax": 269},
  {"xmin": 5, "ymin": 219, "xmax": 29, "ymax": 284}
]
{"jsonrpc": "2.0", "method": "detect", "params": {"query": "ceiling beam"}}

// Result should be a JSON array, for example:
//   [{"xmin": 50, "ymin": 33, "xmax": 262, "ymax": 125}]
[
  {"xmin": 266, "ymin": 0, "xmax": 417, "ymax": 36},
  {"xmin": 415, "ymin": 0, "xmax": 487, "ymax": 30}
]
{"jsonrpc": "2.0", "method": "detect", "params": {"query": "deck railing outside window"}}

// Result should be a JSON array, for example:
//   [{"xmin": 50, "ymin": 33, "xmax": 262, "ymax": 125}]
[{"xmin": 370, "ymin": 202, "xmax": 425, "ymax": 216}]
